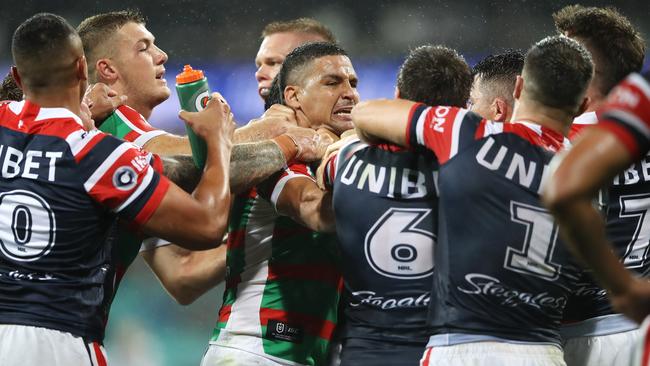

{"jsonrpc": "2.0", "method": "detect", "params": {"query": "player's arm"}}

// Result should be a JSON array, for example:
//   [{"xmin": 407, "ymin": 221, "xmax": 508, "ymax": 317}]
[
  {"xmin": 140, "ymin": 93, "xmax": 234, "ymax": 249},
  {"xmin": 140, "ymin": 243, "xmax": 226, "ymax": 305},
  {"xmin": 274, "ymin": 176, "xmax": 335, "ymax": 233},
  {"xmin": 352, "ymin": 99, "xmax": 417, "ymax": 147},
  {"xmin": 544, "ymin": 72, "xmax": 650, "ymax": 323},
  {"xmin": 233, "ymin": 104, "xmax": 297, "ymax": 143},
  {"xmin": 543, "ymin": 128, "xmax": 638, "ymax": 302}
]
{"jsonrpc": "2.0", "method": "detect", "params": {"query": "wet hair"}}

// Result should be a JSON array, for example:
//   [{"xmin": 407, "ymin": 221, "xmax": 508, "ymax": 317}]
[
  {"xmin": 77, "ymin": 10, "xmax": 146, "ymax": 82},
  {"xmin": 472, "ymin": 50, "xmax": 525, "ymax": 105},
  {"xmin": 0, "ymin": 73, "xmax": 23, "ymax": 101},
  {"xmin": 262, "ymin": 18, "xmax": 335, "ymax": 43},
  {"xmin": 12, "ymin": 13, "xmax": 80, "ymax": 89},
  {"xmin": 265, "ymin": 42, "xmax": 348, "ymax": 110},
  {"xmin": 554, "ymin": 5, "xmax": 645, "ymax": 94},
  {"xmin": 397, "ymin": 45, "xmax": 471, "ymax": 107},
  {"xmin": 523, "ymin": 36, "xmax": 593, "ymax": 113}
]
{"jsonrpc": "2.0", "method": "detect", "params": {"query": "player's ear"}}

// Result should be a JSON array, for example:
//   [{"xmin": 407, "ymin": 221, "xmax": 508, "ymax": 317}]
[
  {"xmin": 10, "ymin": 66, "xmax": 23, "ymax": 90},
  {"xmin": 576, "ymin": 96, "xmax": 590, "ymax": 117},
  {"xmin": 95, "ymin": 58, "xmax": 118, "ymax": 84},
  {"xmin": 513, "ymin": 75, "xmax": 523, "ymax": 100},
  {"xmin": 493, "ymin": 97, "xmax": 509, "ymax": 122},
  {"xmin": 76, "ymin": 56, "xmax": 88, "ymax": 81},
  {"xmin": 284, "ymin": 85, "xmax": 301, "ymax": 110}
]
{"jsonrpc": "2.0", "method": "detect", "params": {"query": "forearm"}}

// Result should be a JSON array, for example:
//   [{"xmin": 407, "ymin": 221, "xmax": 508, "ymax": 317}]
[
  {"xmin": 554, "ymin": 199, "xmax": 634, "ymax": 295},
  {"xmin": 161, "ymin": 155, "xmax": 201, "ymax": 192},
  {"xmin": 351, "ymin": 99, "xmax": 414, "ymax": 146},
  {"xmin": 233, "ymin": 121, "xmax": 286, "ymax": 144},
  {"xmin": 298, "ymin": 190, "xmax": 335, "ymax": 233},
  {"xmin": 229, "ymin": 141, "xmax": 286, "ymax": 194},
  {"xmin": 144, "ymin": 134, "xmax": 192, "ymax": 155},
  {"xmin": 142, "ymin": 244, "xmax": 227, "ymax": 305}
]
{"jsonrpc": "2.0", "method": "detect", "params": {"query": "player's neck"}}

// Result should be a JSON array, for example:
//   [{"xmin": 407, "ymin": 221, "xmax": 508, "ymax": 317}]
[
  {"xmin": 511, "ymin": 99, "xmax": 573, "ymax": 136},
  {"xmin": 125, "ymin": 100, "xmax": 153, "ymax": 120},
  {"xmin": 23, "ymin": 87, "xmax": 82, "ymax": 117}
]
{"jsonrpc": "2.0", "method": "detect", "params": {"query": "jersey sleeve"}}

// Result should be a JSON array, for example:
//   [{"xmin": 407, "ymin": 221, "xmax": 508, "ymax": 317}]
[
  {"xmin": 597, "ymin": 72, "xmax": 650, "ymax": 158},
  {"xmin": 405, "ymin": 103, "xmax": 486, "ymax": 164},
  {"xmin": 99, "ymin": 105, "xmax": 168, "ymax": 148},
  {"xmin": 257, "ymin": 163, "xmax": 313, "ymax": 213},
  {"xmin": 68, "ymin": 128, "xmax": 171, "ymax": 228}
]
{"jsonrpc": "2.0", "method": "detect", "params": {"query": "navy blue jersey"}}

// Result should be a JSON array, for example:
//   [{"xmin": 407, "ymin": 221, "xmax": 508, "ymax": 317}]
[
  {"xmin": 0, "ymin": 101, "xmax": 169, "ymax": 342},
  {"xmin": 406, "ymin": 104, "xmax": 582, "ymax": 345},
  {"xmin": 324, "ymin": 139, "xmax": 437, "ymax": 349}
]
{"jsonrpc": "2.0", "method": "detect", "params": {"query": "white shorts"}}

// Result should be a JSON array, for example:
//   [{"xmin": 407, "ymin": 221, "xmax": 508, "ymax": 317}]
[
  {"xmin": 631, "ymin": 316, "xmax": 650, "ymax": 366},
  {"xmin": 563, "ymin": 328, "xmax": 640, "ymax": 366},
  {"xmin": 200, "ymin": 345, "xmax": 293, "ymax": 366},
  {"xmin": 0, "ymin": 324, "xmax": 108, "ymax": 366},
  {"xmin": 419, "ymin": 342, "xmax": 565, "ymax": 366}
]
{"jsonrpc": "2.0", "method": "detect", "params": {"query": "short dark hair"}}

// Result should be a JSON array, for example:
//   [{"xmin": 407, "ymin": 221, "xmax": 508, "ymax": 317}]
[
  {"xmin": 554, "ymin": 5, "xmax": 645, "ymax": 95},
  {"xmin": 473, "ymin": 50, "xmax": 525, "ymax": 105},
  {"xmin": 77, "ymin": 10, "xmax": 146, "ymax": 82},
  {"xmin": 12, "ymin": 13, "xmax": 80, "ymax": 89},
  {"xmin": 262, "ymin": 18, "xmax": 335, "ymax": 43},
  {"xmin": 523, "ymin": 36, "xmax": 593, "ymax": 113},
  {"xmin": 0, "ymin": 73, "xmax": 23, "ymax": 101},
  {"xmin": 265, "ymin": 42, "xmax": 348, "ymax": 109},
  {"xmin": 397, "ymin": 45, "xmax": 471, "ymax": 107}
]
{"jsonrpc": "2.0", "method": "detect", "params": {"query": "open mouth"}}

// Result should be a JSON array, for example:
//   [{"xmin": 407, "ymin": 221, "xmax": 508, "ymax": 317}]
[
  {"xmin": 155, "ymin": 69, "xmax": 166, "ymax": 81},
  {"xmin": 333, "ymin": 105, "xmax": 353, "ymax": 119}
]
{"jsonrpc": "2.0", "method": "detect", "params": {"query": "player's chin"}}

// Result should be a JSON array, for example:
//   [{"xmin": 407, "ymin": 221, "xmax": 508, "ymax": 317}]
[{"xmin": 328, "ymin": 119, "xmax": 354, "ymax": 136}]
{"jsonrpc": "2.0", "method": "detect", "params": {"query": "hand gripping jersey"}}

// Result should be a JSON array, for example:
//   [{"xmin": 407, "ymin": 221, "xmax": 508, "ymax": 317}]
[
  {"xmin": 405, "ymin": 104, "xmax": 583, "ymax": 346},
  {"xmin": 210, "ymin": 164, "xmax": 342, "ymax": 366},
  {"xmin": 0, "ymin": 101, "xmax": 169, "ymax": 342},
  {"xmin": 322, "ymin": 139, "xmax": 436, "ymax": 352}
]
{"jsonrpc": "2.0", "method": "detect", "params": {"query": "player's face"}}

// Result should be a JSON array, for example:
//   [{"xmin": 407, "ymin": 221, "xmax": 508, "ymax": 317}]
[
  {"xmin": 293, "ymin": 55, "xmax": 359, "ymax": 135},
  {"xmin": 255, "ymin": 32, "xmax": 327, "ymax": 100},
  {"xmin": 112, "ymin": 22, "xmax": 170, "ymax": 109},
  {"xmin": 468, "ymin": 75, "xmax": 494, "ymax": 120}
]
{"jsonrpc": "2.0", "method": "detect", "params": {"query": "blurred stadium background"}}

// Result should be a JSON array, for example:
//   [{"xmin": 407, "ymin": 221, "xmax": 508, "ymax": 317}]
[{"xmin": 3, "ymin": 1, "xmax": 649, "ymax": 365}]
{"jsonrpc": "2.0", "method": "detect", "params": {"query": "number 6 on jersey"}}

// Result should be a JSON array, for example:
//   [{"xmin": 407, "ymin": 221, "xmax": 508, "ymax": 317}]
[{"xmin": 365, "ymin": 208, "xmax": 435, "ymax": 279}]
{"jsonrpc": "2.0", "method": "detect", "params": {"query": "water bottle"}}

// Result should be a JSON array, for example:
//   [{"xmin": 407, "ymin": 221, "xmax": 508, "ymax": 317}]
[{"xmin": 175, "ymin": 64, "xmax": 211, "ymax": 169}]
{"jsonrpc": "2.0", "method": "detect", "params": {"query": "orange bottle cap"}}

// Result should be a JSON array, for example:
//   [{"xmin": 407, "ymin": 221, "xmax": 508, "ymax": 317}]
[{"xmin": 176, "ymin": 64, "xmax": 204, "ymax": 84}]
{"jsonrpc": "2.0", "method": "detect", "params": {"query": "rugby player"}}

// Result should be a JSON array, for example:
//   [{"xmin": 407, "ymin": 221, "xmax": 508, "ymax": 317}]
[
  {"xmin": 201, "ymin": 42, "xmax": 358, "ymax": 366},
  {"xmin": 352, "ymin": 36, "xmax": 593, "ymax": 366},
  {"xmin": 552, "ymin": 6, "xmax": 647, "ymax": 365},
  {"xmin": 0, "ymin": 13, "xmax": 233, "ymax": 365},
  {"xmin": 469, "ymin": 50, "xmax": 524, "ymax": 122},
  {"xmin": 543, "ymin": 70, "xmax": 650, "ymax": 365},
  {"xmin": 320, "ymin": 44, "xmax": 471, "ymax": 365}
]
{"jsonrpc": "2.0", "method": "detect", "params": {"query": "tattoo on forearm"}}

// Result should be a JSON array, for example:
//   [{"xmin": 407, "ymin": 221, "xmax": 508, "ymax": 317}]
[
  {"xmin": 230, "ymin": 141, "xmax": 286, "ymax": 194},
  {"xmin": 161, "ymin": 155, "xmax": 202, "ymax": 193}
]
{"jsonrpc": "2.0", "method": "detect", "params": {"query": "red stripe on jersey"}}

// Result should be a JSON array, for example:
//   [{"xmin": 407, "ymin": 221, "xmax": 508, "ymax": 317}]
[
  {"xmin": 150, "ymin": 153, "xmax": 164, "ymax": 174},
  {"xmin": 597, "ymin": 120, "xmax": 642, "ymax": 158},
  {"xmin": 92, "ymin": 342, "xmax": 107, "ymax": 366},
  {"xmin": 420, "ymin": 347, "xmax": 433, "ymax": 366},
  {"xmin": 123, "ymin": 130, "xmax": 140, "ymax": 143},
  {"xmin": 267, "ymin": 264, "xmax": 341, "ymax": 288},
  {"xmin": 130, "ymin": 176, "xmax": 170, "ymax": 228},
  {"xmin": 474, "ymin": 119, "xmax": 487, "ymax": 139},
  {"xmin": 117, "ymin": 105, "xmax": 158, "ymax": 132},
  {"xmin": 0, "ymin": 101, "xmax": 85, "ymax": 139},
  {"xmin": 642, "ymin": 324, "xmax": 650, "ymax": 366},
  {"xmin": 568, "ymin": 123, "xmax": 595, "ymax": 142},
  {"xmin": 73, "ymin": 133, "xmax": 105, "ymax": 163},
  {"xmin": 405, "ymin": 103, "xmax": 421, "ymax": 149},
  {"xmin": 227, "ymin": 228, "xmax": 246, "ymax": 250},
  {"xmin": 502, "ymin": 122, "xmax": 566, "ymax": 152},
  {"xmin": 259, "ymin": 308, "xmax": 337, "ymax": 341},
  {"xmin": 35, "ymin": 117, "xmax": 83, "ymax": 140},
  {"xmin": 218, "ymin": 304, "xmax": 232, "ymax": 323},
  {"xmin": 419, "ymin": 106, "xmax": 462, "ymax": 164}
]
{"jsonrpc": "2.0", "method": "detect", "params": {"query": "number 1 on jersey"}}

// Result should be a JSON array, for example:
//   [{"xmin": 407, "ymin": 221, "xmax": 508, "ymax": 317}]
[{"xmin": 505, "ymin": 201, "xmax": 561, "ymax": 281}]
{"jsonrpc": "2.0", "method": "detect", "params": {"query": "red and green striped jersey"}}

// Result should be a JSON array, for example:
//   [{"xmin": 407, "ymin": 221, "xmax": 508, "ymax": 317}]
[
  {"xmin": 98, "ymin": 105, "xmax": 167, "ymax": 147},
  {"xmin": 211, "ymin": 163, "xmax": 342, "ymax": 366}
]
